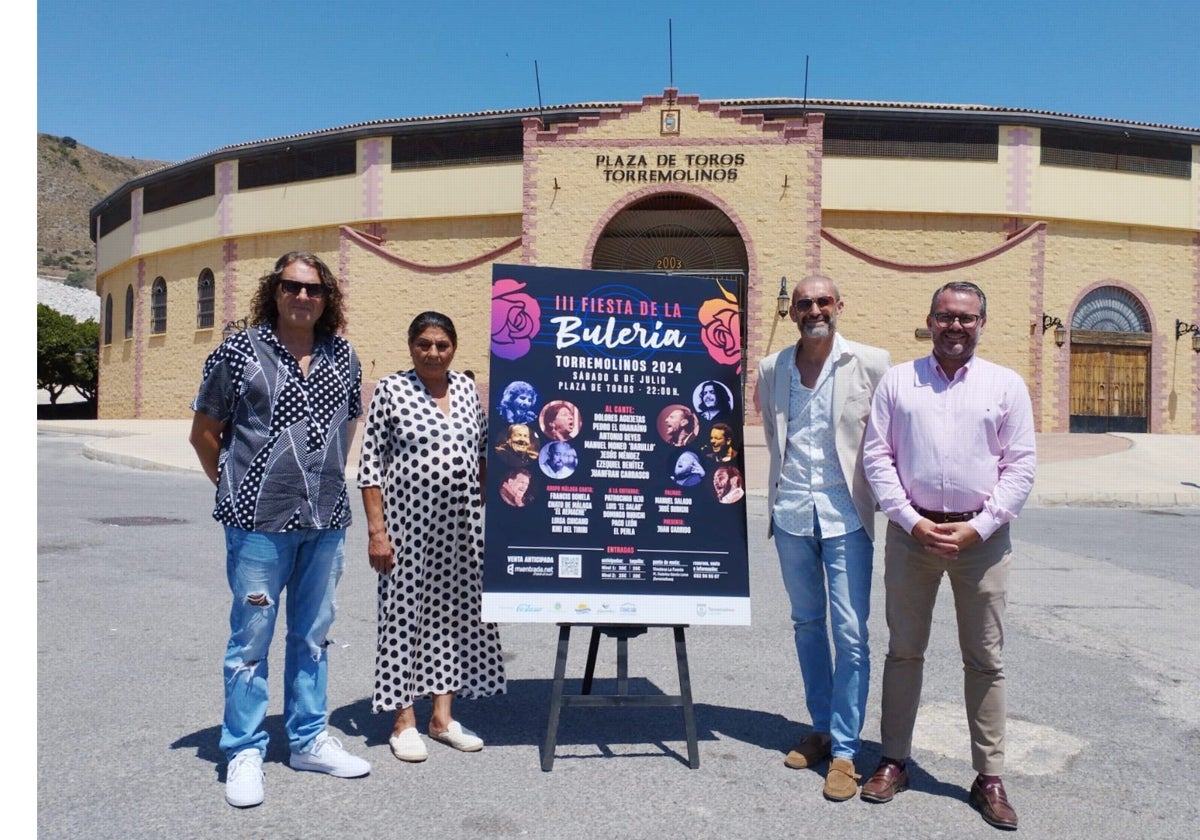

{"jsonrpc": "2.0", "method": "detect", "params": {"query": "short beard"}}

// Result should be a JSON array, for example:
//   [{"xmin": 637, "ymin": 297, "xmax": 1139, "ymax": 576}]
[{"xmin": 801, "ymin": 320, "xmax": 832, "ymax": 339}]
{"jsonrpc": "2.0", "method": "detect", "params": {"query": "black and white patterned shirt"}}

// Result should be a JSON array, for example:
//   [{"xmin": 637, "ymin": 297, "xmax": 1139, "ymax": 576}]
[{"xmin": 192, "ymin": 324, "xmax": 363, "ymax": 532}]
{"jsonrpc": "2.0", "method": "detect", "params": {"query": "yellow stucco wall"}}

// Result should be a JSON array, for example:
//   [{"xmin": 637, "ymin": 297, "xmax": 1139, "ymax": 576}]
[
  {"xmin": 383, "ymin": 165, "xmax": 523, "ymax": 220},
  {"xmin": 342, "ymin": 215, "xmax": 521, "ymax": 389},
  {"xmin": 818, "ymin": 212, "xmax": 1034, "ymax": 375},
  {"xmin": 824, "ymin": 158, "xmax": 1005, "ymax": 215},
  {"xmin": 91, "ymin": 100, "xmax": 1199, "ymax": 431}
]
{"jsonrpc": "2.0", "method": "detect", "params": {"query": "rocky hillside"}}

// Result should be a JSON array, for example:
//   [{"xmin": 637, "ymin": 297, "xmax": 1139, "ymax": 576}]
[{"xmin": 37, "ymin": 133, "xmax": 170, "ymax": 287}]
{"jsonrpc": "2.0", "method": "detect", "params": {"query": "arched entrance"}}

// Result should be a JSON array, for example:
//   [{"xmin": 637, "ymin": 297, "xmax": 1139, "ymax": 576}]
[
  {"xmin": 591, "ymin": 192, "xmax": 749, "ymax": 275},
  {"xmin": 1068, "ymin": 286, "xmax": 1152, "ymax": 432},
  {"xmin": 590, "ymin": 191, "xmax": 750, "ymax": 367}
]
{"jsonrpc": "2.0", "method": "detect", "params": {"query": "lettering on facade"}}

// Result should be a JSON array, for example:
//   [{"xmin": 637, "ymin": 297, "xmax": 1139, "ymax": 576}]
[{"xmin": 594, "ymin": 153, "xmax": 745, "ymax": 184}]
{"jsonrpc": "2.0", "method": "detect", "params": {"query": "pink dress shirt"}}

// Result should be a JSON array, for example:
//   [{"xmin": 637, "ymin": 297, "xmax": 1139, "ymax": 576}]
[{"xmin": 862, "ymin": 354, "xmax": 1036, "ymax": 541}]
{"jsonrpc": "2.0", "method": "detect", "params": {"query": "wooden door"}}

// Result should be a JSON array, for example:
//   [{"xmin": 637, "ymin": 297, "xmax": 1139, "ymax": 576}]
[{"xmin": 1069, "ymin": 342, "xmax": 1150, "ymax": 432}]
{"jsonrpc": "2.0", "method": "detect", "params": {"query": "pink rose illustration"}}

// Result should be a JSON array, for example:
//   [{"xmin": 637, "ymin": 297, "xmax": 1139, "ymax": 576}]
[
  {"xmin": 491, "ymin": 279, "xmax": 542, "ymax": 360},
  {"xmin": 698, "ymin": 297, "xmax": 742, "ymax": 373}
]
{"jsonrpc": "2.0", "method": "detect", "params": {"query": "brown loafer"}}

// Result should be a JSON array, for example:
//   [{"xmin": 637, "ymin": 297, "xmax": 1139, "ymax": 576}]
[
  {"xmin": 969, "ymin": 775, "xmax": 1018, "ymax": 830},
  {"xmin": 784, "ymin": 732, "xmax": 831, "ymax": 769},
  {"xmin": 823, "ymin": 757, "xmax": 861, "ymax": 801},
  {"xmin": 860, "ymin": 758, "xmax": 909, "ymax": 803}
]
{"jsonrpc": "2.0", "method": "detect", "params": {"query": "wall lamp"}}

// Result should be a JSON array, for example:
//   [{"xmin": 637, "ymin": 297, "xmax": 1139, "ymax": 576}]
[
  {"xmin": 222, "ymin": 318, "xmax": 249, "ymax": 339},
  {"xmin": 776, "ymin": 277, "xmax": 790, "ymax": 318},
  {"xmin": 1042, "ymin": 313, "xmax": 1066, "ymax": 348},
  {"xmin": 1176, "ymin": 319, "xmax": 1200, "ymax": 354}
]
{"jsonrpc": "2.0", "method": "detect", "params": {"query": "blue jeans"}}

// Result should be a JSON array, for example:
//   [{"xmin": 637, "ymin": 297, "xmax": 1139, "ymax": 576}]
[
  {"xmin": 220, "ymin": 526, "xmax": 345, "ymax": 759},
  {"xmin": 775, "ymin": 517, "xmax": 873, "ymax": 759}
]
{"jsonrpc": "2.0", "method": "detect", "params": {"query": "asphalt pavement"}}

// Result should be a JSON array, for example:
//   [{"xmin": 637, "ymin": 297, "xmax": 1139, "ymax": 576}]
[
  {"xmin": 36, "ymin": 425, "xmax": 1200, "ymax": 839},
  {"xmin": 36, "ymin": 419, "xmax": 1200, "ymax": 508}
]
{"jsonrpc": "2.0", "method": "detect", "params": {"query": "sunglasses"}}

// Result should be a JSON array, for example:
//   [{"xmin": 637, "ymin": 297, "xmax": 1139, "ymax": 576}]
[
  {"xmin": 792, "ymin": 296, "xmax": 837, "ymax": 312},
  {"xmin": 279, "ymin": 279, "xmax": 327, "ymax": 298}
]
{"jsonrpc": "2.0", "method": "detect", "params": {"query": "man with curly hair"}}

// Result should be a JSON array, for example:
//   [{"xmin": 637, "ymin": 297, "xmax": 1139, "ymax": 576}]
[{"xmin": 190, "ymin": 252, "xmax": 370, "ymax": 808}]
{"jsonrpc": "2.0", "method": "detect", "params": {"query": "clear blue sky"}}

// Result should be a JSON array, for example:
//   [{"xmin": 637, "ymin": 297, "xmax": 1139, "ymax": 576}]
[{"xmin": 36, "ymin": 0, "xmax": 1200, "ymax": 163}]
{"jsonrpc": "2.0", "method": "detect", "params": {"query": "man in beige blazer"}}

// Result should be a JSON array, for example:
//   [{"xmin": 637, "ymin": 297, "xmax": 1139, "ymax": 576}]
[{"xmin": 755, "ymin": 275, "xmax": 890, "ymax": 801}]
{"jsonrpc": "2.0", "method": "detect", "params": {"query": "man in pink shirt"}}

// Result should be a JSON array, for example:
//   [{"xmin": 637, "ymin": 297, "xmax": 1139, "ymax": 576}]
[{"xmin": 861, "ymin": 281, "xmax": 1035, "ymax": 831}]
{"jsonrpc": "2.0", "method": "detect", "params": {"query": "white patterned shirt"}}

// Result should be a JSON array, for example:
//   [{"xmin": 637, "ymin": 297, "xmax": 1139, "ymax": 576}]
[{"xmin": 772, "ymin": 334, "xmax": 864, "ymax": 538}]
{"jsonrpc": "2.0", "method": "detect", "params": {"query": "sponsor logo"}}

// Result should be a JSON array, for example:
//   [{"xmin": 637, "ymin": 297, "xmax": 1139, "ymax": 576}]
[
  {"xmin": 515, "ymin": 604, "xmax": 542, "ymax": 613},
  {"xmin": 506, "ymin": 563, "xmax": 514, "ymax": 575},
  {"xmin": 574, "ymin": 602, "xmax": 591, "ymax": 615},
  {"xmin": 696, "ymin": 603, "xmax": 708, "ymax": 617},
  {"xmin": 620, "ymin": 602, "xmax": 637, "ymax": 614}
]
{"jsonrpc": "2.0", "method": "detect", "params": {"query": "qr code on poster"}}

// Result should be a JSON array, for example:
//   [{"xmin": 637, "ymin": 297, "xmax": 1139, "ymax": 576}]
[{"xmin": 558, "ymin": 554, "xmax": 583, "ymax": 579}]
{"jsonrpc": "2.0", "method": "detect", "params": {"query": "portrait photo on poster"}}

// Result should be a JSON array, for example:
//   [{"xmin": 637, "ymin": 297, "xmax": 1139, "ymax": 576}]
[
  {"xmin": 496, "ymin": 380, "xmax": 540, "ymax": 425},
  {"xmin": 693, "ymin": 378, "xmax": 735, "ymax": 422},
  {"xmin": 657, "ymin": 403, "xmax": 699, "ymax": 447}
]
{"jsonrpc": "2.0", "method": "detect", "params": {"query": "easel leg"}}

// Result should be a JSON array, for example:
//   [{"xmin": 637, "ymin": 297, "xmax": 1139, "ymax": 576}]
[
  {"xmin": 582, "ymin": 626, "xmax": 602, "ymax": 695},
  {"xmin": 674, "ymin": 626, "xmax": 699, "ymax": 769},
  {"xmin": 541, "ymin": 624, "xmax": 572, "ymax": 771}
]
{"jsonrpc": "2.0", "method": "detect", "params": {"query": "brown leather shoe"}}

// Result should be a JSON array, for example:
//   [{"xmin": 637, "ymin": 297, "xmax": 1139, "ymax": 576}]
[
  {"xmin": 784, "ymin": 732, "xmax": 831, "ymax": 769},
  {"xmin": 859, "ymin": 758, "xmax": 909, "ymax": 803},
  {"xmin": 823, "ymin": 757, "xmax": 861, "ymax": 801},
  {"xmin": 969, "ymin": 775, "xmax": 1018, "ymax": 830}
]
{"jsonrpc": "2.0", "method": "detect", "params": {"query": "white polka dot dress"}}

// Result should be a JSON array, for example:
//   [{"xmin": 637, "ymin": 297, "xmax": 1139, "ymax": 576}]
[{"xmin": 358, "ymin": 370, "xmax": 505, "ymax": 712}]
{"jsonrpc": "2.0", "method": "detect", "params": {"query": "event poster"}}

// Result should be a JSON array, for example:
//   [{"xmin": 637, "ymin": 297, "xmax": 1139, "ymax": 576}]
[{"xmin": 483, "ymin": 264, "xmax": 750, "ymax": 625}]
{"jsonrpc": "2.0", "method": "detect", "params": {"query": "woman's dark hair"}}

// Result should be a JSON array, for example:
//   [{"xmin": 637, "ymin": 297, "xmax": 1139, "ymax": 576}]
[
  {"xmin": 249, "ymin": 252, "xmax": 346, "ymax": 335},
  {"xmin": 407, "ymin": 311, "xmax": 458, "ymax": 346}
]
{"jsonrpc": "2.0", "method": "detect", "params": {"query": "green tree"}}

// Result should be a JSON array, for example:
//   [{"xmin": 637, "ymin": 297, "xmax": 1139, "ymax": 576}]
[{"xmin": 37, "ymin": 304, "xmax": 98, "ymax": 404}]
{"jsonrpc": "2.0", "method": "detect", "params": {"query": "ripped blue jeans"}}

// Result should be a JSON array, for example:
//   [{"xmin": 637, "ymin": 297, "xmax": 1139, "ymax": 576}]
[{"xmin": 220, "ymin": 526, "xmax": 345, "ymax": 759}]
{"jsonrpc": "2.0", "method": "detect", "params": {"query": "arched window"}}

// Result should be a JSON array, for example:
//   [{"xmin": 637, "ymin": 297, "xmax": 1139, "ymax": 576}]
[
  {"xmin": 1071, "ymin": 286, "xmax": 1150, "ymax": 332},
  {"xmin": 124, "ymin": 285, "xmax": 134, "ymax": 340},
  {"xmin": 151, "ymin": 277, "xmax": 167, "ymax": 334},
  {"xmin": 196, "ymin": 268, "xmax": 215, "ymax": 329},
  {"xmin": 104, "ymin": 294, "xmax": 113, "ymax": 345}
]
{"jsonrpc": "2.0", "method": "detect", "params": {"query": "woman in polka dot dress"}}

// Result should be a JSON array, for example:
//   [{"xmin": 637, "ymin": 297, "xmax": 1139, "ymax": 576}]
[{"xmin": 358, "ymin": 312, "xmax": 505, "ymax": 762}]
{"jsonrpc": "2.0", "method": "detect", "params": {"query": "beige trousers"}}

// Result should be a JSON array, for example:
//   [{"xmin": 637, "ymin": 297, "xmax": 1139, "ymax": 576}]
[{"xmin": 879, "ymin": 520, "xmax": 1011, "ymax": 775}]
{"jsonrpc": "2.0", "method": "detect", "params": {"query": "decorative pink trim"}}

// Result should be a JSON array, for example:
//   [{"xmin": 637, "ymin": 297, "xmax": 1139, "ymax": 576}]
[
  {"xmin": 805, "ymin": 119, "xmax": 825, "ymax": 277},
  {"xmin": 134, "ymin": 261, "xmax": 145, "ymax": 417},
  {"xmin": 1192, "ymin": 233, "xmax": 1200, "ymax": 433},
  {"xmin": 820, "ymin": 221, "xmax": 1048, "ymax": 272},
  {"xmin": 1064, "ymin": 279, "xmax": 1161, "ymax": 432},
  {"xmin": 1025, "ymin": 224, "xmax": 1049, "ymax": 429},
  {"xmin": 362, "ymin": 139, "xmax": 385, "ymax": 219},
  {"xmin": 338, "ymin": 232, "xmax": 351, "ymax": 334},
  {"xmin": 540, "ymin": 135, "xmax": 802, "ymax": 149},
  {"xmin": 131, "ymin": 190, "xmax": 143, "ymax": 257},
  {"xmin": 339, "ymin": 225, "xmax": 521, "ymax": 273},
  {"xmin": 222, "ymin": 239, "xmax": 238, "ymax": 327},
  {"xmin": 1003, "ymin": 127, "xmax": 1034, "ymax": 214},
  {"xmin": 522, "ymin": 118, "xmax": 541, "ymax": 265},
  {"xmin": 217, "ymin": 163, "xmax": 235, "ymax": 236},
  {"xmin": 529, "ymin": 88, "xmax": 813, "ymax": 147}
]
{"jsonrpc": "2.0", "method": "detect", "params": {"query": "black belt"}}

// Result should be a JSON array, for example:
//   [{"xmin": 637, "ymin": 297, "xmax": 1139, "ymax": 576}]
[{"xmin": 915, "ymin": 507, "xmax": 980, "ymax": 524}]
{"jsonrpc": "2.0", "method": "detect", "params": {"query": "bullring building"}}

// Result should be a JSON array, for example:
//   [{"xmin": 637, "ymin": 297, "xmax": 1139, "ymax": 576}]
[{"xmin": 89, "ymin": 89, "xmax": 1200, "ymax": 433}]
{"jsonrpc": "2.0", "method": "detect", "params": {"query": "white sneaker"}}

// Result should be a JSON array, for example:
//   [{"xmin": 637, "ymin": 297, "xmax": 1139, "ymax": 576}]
[
  {"xmin": 289, "ymin": 731, "xmax": 371, "ymax": 778},
  {"xmin": 225, "ymin": 749, "xmax": 264, "ymax": 808},
  {"xmin": 389, "ymin": 727, "xmax": 428, "ymax": 762}
]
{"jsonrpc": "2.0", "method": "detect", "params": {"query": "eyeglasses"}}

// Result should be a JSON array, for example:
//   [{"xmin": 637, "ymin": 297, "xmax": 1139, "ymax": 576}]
[
  {"xmin": 931, "ymin": 312, "xmax": 981, "ymax": 327},
  {"xmin": 792, "ymin": 296, "xmax": 837, "ymax": 312},
  {"xmin": 279, "ymin": 280, "xmax": 327, "ymax": 298}
]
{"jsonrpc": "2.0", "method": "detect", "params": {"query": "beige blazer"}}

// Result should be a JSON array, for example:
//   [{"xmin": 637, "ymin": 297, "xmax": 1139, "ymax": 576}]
[{"xmin": 756, "ymin": 338, "xmax": 891, "ymax": 540}]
